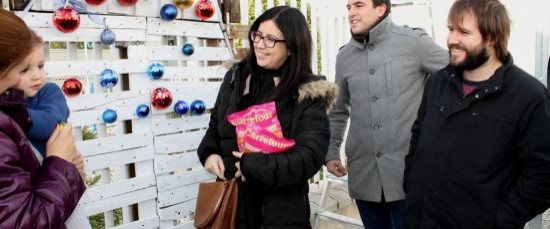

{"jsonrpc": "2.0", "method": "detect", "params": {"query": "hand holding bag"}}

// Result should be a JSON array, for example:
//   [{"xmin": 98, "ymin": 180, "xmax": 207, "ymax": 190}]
[{"xmin": 194, "ymin": 178, "xmax": 238, "ymax": 229}]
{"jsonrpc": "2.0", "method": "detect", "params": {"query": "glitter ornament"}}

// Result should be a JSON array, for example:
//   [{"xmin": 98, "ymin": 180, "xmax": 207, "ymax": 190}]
[
  {"xmin": 147, "ymin": 63, "xmax": 165, "ymax": 80},
  {"xmin": 117, "ymin": 0, "xmax": 138, "ymax": 7},
  {"xmin": 172, "ymin": 0, "xmax": 193, "ymax": 9},
  {"xmin": 194, "ymin": 0, "xmax": 214, "ymax": 20},
  {"xmin": 102, "ymin": 109, "xmax": 117, "ymax": 124},
  {"xmin": 62, "ymin": 78, "xmax": 82, "ymax": 97},
  {"xmin": 151, "ymin": 87, "xmax": 173, "ymax": 110},
  {"xmin": 173, "ymin": 100, "xmax": 189, "ymax": 115},
  {"xmin": 99, "ymin": 69, "xmax": 119, "ymax": 89},
  {"xmin": 182, "ymin": 43, "xmax": 194, "ymax": 56},
  {"xmin": 135, "ymin": 104, "xmax": 150, "ymax": 118},
  {"xmin": 160, "ymin": 4, "xmax": 178, "ymax": 21},
  {"xmin": 85, "ymin": 0, "xmax": 106, "ymax": 6},
  {"xmin": 52, "ymin": 6, "xmax": 80, "ymax": 33},
  {"xmin": 190, "ymin": 99, "xmax": 206, "ymax": 115},
  {"xmin": 100, "ymin": 28, "xmax": 116, "ymax": 45}
]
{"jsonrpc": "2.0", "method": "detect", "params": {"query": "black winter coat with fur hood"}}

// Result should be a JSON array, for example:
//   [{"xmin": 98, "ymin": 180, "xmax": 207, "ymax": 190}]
[{"xmin": 198, "ymin": 61, "xmax": 338, "ymax": 229}]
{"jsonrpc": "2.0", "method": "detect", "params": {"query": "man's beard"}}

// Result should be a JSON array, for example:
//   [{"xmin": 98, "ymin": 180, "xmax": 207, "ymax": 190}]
[{"xmin": 448, "ymin": 42, "xmax": 489, "ymax": 71}]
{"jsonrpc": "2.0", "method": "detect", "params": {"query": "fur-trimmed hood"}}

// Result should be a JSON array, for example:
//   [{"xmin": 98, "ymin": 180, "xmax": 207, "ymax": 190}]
[
  {"xmin": 223, "ymin": 60, "xmax": 339, "ymax": 112},
  {"xmin": 298, "ymin": 79, "xmax": 339, "ymax": 113}
]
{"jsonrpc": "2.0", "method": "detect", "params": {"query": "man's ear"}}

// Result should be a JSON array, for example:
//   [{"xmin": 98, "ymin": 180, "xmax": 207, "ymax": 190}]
[{"xmin": 376, "ymin": 4, "xmax": 387, "ymax": 17}]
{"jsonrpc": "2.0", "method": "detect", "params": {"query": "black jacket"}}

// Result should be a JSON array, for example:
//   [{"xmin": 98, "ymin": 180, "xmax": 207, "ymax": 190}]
[
  {"xmin": 198, "ymin": 61, "xmax": 338, "ymax": 228},
  {"xmin": 404, "ymin": 55, "xmax": 550, "ymax": 229}
]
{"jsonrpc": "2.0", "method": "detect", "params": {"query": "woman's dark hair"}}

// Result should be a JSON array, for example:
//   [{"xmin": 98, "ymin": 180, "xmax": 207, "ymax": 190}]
[{"xmin": 245, "ymin": 6, "xmax": 313, "ymax": 104}]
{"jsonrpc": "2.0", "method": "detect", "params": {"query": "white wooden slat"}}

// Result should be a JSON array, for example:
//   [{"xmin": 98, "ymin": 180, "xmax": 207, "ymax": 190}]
[
  {"xmin": 84, "ymin": 146, "xmax": 154, "ymax": 172},
  {"xmin": 158, "ymin": 199, "xmax": 196, "ymax": 221},
  {"xmin": 154, "ymin": 65, "xmax": 227, "ymax": 80},
  {"xmin": 32, "ymin": 27, "xmax": 146, "ymax": 42},
  {"xmin": 67, "ymin": 91, "xmax": 149, "ymax": 112},
  {"xmin": 167, "ymin": 221, "xmax": 195, "ymax": 229},
  {"xmin": 154, "ymin": 131, "xmax": 206, "ymax": 154},
  {"xmin": 156, "ymin": 169, "xmax": 214, "ymax": 192},
  {"xmin": 155, "ymin": 152, "xmax": 202, "ymax": 174},
  {"xmin": 76, "ymin": 132, "xmax": 152, "ymax": 157},
  {"xmin": 152, "ymin": 115, "xmax": 209, "ymax": 135},
  {"xmin": 110, "ymin": 216, "xmax": 160, "ymax": 229},
  {"xmin": 81, "ymin": 174, "xmax": 156, "ymax": 204},
  {"xmin": 146, "ymin": 18, "xmax": 224, "ymax": 38},
  {"xmin": 20, "ymin": 12, "xmax": 146, "ymax": 29},
  {"xmin": 81, "ymin": 186, "xmax": 157, "ymax": 216},
  {"xmin": 69, "ymin": 105, "xmax": 145, "ymax": 126},
  {"xmin": 128, "ymin": 46, "xmax": 231, "ymax": 61},
  {"xmin": 45, "ymin": 59, "xmax": 147, "ymax": 77},
  {"xmin": 157, "ymin": 183, "xmax": 199, "ymax": 208}
]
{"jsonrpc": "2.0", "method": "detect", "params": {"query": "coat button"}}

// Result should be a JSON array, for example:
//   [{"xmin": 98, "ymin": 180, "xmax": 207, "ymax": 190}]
[
  {"xmin": 376, "ymin": 152, "xmax": 383, "ymax": 158},
  {"xmin": 369, "ymin": 69, "xmax": 376, "ymax": 75},
  {"xmin": 368, "ymin": 44, "xmax": 374, "ymax": 50},
  {"xmin": 373, "ymin": 124, "xmax": 380, "ymax": 130},
  {"xmin": 371, "ymin": 96, "xmax": 378, "ymax": 103}
]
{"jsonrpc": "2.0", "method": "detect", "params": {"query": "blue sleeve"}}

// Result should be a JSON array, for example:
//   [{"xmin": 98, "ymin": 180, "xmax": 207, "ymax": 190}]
[{"xmin": 25, "ymin": 83, "xmax": 70, "ymax": 142}]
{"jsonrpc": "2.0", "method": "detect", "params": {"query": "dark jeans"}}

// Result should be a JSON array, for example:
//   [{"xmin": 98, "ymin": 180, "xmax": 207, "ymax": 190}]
[{"xmin": 355, "ymin": 199, "xmax": 405, "ymax": 229}]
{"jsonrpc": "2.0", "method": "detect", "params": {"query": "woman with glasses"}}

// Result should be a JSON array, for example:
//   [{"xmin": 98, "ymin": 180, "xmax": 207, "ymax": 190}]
[{"xmin": 198, "ymin": 6, "xmax": 338, "ymax": 228}]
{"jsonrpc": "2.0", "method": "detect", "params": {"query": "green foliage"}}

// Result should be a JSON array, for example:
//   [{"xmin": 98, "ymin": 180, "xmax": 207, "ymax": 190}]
[
  {"xmin": 235, "ymin": 39, "xmax": 243, "ymax": 49},
  {"xmin": 296, "ymin": 0, "xmax": 301, "ymax": 9},
  {"xmin": 285, "ymin": 0, "xmax": 290, "ymax": 6},
  {"xmin": 85, "ymin": 173, "xmax": 102, "ymax": 187},
  {"xmin": 317, "ymin": 22, "xmax": 322, "ymax": 75},
  {"xmin": 89, "ymin": 213, "xmax": 105, "ymax": 229},
  {"xmin": 274, "ymin": 0, "xmax": 280, "ymax": 6},
  {"xmin": 306, "ymin": 3, "xmax": 311, "ymax": 30},
  {"xmin": 261, "ymin": 0, "xmax": 267, "ymax": 12},
  {"xmin": 82, "ymin": 125, "xmax": 97, "ymax": 140},
  {"xmin": 248, "ymin": 0, "xmax": 255, "ymax": 24}
]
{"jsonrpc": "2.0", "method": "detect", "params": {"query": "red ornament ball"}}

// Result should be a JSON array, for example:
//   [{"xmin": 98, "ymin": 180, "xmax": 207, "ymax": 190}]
[
  {"xmin": 52, "ymin": 6, "xmax": 80, "ymax": 33},
  {"xmin": 194, "ymin": 0, "xmax": 215, "ymax": 20},
  {"xmin": 62, "ymin": 78, "xmax": 83, "ymax": 97},
  {"xmin": 117, "ymin": 0, "xmax": 138, "ymax": 7},
  {"xmin": 151, "ymin": 87, "xmax": 173, "ymax": 110},
  {"xmin": 85, "ymin": 0, "xmax": 106, "ymax": 6}
]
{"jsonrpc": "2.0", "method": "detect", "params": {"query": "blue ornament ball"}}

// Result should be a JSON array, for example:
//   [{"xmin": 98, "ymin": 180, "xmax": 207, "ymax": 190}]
[
  {"xmin": 99, "ymin": 69, "xmax": 118, "ymax": 89},
  {"xmin": 102, "ymin": 109, "xmax": 118, "ymax": 124},
  {"xmin": 173, "ymin": 100, "xmax": 189, "ymax": 115},
  {"xmin": 182, "ymin": 43, "xmax": 194, "ymax": 56},
  {"xmin": 160, "ymin": 4, "xmax": 178, "ymax": 21},
  {"xmin": 147, "ymin": 63, "xmax": 165, "ymax": 80},
  {"xmin": 100, "ymin": 28, "xmax": 116, "ymax": 45},
  {"xmin": 135, "ymin": 104, "xmax": 150, "ymax": 118},
  {"xmin": 190, "ymin": 99, "xmax": 206, "ymax": 115}
]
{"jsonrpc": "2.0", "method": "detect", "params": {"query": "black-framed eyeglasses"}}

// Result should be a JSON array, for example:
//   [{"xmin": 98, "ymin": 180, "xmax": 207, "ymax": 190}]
[{"xmin": 250, "ymin": 31, "xmax": 285, "ymax": 48}]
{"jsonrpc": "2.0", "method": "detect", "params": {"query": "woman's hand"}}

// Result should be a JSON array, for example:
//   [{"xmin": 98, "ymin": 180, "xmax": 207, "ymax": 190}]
[
  {"xmin": 233, "ymin": 152, "xmax": 246, "ymax": 182},
  {"xmin": 46, "ymin": 123, "xmax": 77, "ymax": 163},
  {"xmin": 205, "ymin": 154, "xmax": 226, "ymax": 180}
]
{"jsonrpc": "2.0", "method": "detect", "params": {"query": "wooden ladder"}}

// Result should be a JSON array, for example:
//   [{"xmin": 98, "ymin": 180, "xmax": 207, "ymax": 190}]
[{"xmin": 313, "ymin": 175, "xmax": 364, "ymax": 229}]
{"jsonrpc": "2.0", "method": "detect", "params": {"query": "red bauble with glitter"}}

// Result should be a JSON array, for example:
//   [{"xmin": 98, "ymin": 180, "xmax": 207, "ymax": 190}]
[
  {"xmin": 62, "ymin": 78, "xmax": 83, "ymax": 97},
  {"xmin": 117, "ymin": 0, "xmax": 138, "ymax": 7},
  {"xmin": 52, "ymin": 6, "xmax": 80, "ymax": 33},
  {"xmin": 194, "ymin": 0, "xmax": 215, "ymax": 20},
  {"xmin": 151, "ymin": 87, "xmax": 173, "ymax": 110},
  {"xmin": 85, "ymin": 0, "xmax": 106, "ymax": 6}
]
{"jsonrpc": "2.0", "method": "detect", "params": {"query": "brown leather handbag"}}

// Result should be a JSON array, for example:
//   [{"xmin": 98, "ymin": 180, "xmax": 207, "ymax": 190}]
[{"xmin": 194, "ymin": 178, "xmax": 238, "ymax": 229}]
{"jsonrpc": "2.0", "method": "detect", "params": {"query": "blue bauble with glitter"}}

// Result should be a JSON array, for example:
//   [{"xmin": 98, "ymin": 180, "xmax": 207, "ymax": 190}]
[
  {"xmin": 190, "ymin": 99, "xmax": 206, "ymax": 115},
  {"xmin": 173, "ymin": 100, "xmax": 189, "ymax": 115},
  {"xmin": 182, "ymin": 43, "xmax": 194, "ymax": 56},
  {"xmin": 99, "ymin": 69, "xmax": 118, "ymax": 89},
  {"xmin": 135, "ymin": 104, "xmax": 150, "ymax": 118},
  {"xmin": 160, "ymin": 4, "xmax": 178, "ymax": 21},
  {"xmin": 147, "ymin": 63, "xmax": 164, "ymax": 80},
  {"xmin": 100, "ymin": 28, "xmax": 116, "ymax": 45},
  {"xmin": 102, "ymin": 109, "xmax": 117, "ymax": 124}
]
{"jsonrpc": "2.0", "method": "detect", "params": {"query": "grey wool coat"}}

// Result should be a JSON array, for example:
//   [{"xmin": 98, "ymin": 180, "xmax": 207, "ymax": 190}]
[{"xmin": 326, "ymin": 15, "xmax": 449, "ymax": 202}]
